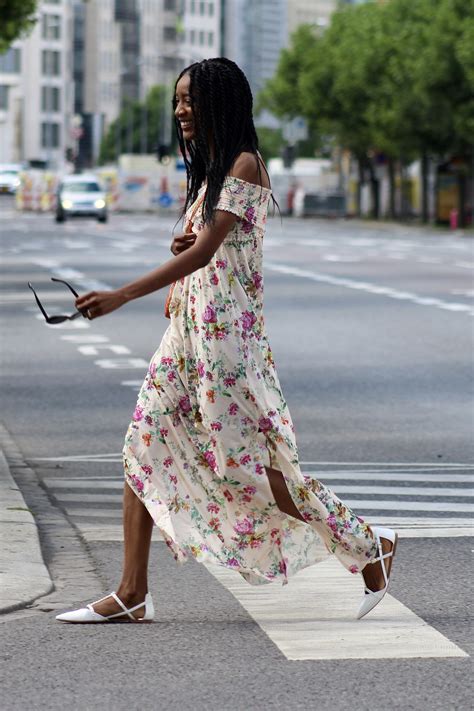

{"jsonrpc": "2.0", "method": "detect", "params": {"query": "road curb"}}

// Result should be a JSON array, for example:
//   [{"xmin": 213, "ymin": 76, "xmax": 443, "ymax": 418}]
[{"xmin": 0, "ymin": 447, "xmax": 54, "ymax": 615}]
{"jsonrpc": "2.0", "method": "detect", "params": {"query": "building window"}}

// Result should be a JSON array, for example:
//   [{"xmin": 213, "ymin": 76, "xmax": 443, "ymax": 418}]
[
  {"xmin": 164, "ymin": 0, "xmax": 176, "ymax": 9},
  {"xmin": 0, "ymin": 85, "xmax": 8, "ymax": 110},
  {"xmin": 0, "ymin": 48, "xmax": 21, "ymax": 73},
  {"xmin": 41, "ymin": 86, "xmax": 61, "ymax": 112},
  {"xmin": 190, "ymin": 29, "xmax": 195, "ymax": 45},
  {"xmin": 163, "ymin": 25, "xmax": 177, "ymax": 41},
  {"xmin": 199, "ymin": 30, "xmax": 204, "ymax": 45},
  {"xmin": 200, "ymin": 1, "xmax": 205, "ymax": 15},
  {"xmin": 42, "ymin": 13, "xmax": 61, "ymax": 39},
  {"xmin": 208, "ymin": 1, "xmax": 214, "ymax": 15},
  {"xmin": 41, "ymin": 122, "xmax": 60, "ymax": 148},
  {"xmin": 207, "ymin": 31, "xmax": 213, "ymax": 45},
  {"xmin": 190, "ymin": 0, "xmax": 196, "ymax": 13},
  {"xmin": 42, "ymin": 50, "xmax": 61, "ymax": 76}
]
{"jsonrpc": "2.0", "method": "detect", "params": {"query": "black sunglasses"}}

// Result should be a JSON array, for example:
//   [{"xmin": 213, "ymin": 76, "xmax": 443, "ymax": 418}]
[{"xmin": 28, "ymin": 277, "xmax": 85, "ymax": 324}]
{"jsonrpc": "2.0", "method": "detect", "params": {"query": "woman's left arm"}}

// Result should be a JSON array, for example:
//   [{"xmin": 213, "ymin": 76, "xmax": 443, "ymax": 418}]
[{"xmin": 75, "ymin": 210, "xmax": 238, "ymax": 319}]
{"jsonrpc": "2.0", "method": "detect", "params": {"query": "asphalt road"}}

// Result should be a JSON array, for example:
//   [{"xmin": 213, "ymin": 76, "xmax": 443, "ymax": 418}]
[{"xmin": 0, "ymin": 199, "xmax": 473, "ymax": 710}]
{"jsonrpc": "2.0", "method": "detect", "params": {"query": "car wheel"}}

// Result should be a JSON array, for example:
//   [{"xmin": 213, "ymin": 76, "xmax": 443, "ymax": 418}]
[
  {"xmin": 56, "ymin": 212, "xmax": 65, "ymax": 223},
  {"xmin": 98, "ymin": 213, "xmax": 108, "ymax": 223}
]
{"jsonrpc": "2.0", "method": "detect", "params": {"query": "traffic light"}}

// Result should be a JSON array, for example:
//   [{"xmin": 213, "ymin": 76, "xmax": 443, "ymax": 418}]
[
  {"xmin": 157, "ymin": 144, "xmax": 171, "ymax": 164},
  {"xmin": 282, "ymin": 144, "xmax": 296, "ymax": 169}
]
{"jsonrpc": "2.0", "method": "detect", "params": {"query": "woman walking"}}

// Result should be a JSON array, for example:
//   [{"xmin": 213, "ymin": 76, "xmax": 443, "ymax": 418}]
[{"xmin": 57, "ymin": 58, "xmax": 396, "ymax": 624}]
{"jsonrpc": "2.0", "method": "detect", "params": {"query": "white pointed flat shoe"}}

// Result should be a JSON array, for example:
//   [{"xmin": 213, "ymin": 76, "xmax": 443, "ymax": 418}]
[
  {"xmin": 357, "ymin": 526, "xmax": 398, "ymax": 620},
  {"xmin": 55, "ymin": 591, "xmax": 154, "ymax": 623}
]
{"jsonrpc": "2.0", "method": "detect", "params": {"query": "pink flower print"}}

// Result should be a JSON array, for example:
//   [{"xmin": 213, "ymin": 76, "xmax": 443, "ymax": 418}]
[
  {"xmin": 228, "ymin": 402, "xmax": 238, "ymax": 416},
  {"xmin": 223, "ymin": 489, "xmax": 233, "ymax": 502},
  {"xmin": 164, "ymin": 457, "xmax": 173, "ymax": 468},
  {"xmin": 234, "ymin": 517, "xmax": 254, "ymax": 535},
  {"xmin": 207, "ymin": 502, "xmax": 220, "ymax": 514},
  {"xmin": 141, "ymin": 464, "xmax": 152, "ymax": 477},
  {"xmin": 161, "ymin": 356, "xmax": 173, "ymax": 366},
  {"xmin": 241, "ymin": 310, "xmax": 257, "ymax": 331},
  {"xmin": 169, "ymin": 474, "xmax": 177, "ymax": 485},
  {"xmin": 145, "ymin": 415, "xmax": 153, "ymax": 426},
  {"xmin": 190, "ymin": 295, "xmax": 196, "ymax": 304},
  {"xmin": 133, "ymin": 405, "xmax": 144, "ymax": 422},
  {"xmin": 203, "ymin": 450, "xmax": 217, "ymax": 471},
  {"xmin": 250, "ymin": 538, "xmax": 262, "ymax": 549},
  {"xmin": 211, "ymin": 421, "xmax": 222, "ymax": 431},
  {"xmin": 206, "ymin": 371, "xmax": 214, "ymax": 381},
  {"xmin": 216, "ymin": 259, "xmax": 227, "ymax": 269},
  {"xmin": 223, "ymin": 375, "xmax": 236, "ymax": 387},
  {"xmin": 210, "ymin": 272, "xmax": 219, "ymax": 286},
  {"xmin": 244, "ymin": 485, "xmax": 257, "ymax": 495},
  {"xmin": 270, "ymin": 528, "xmax": 279, "ymax": 539},
  {"xmin": 349, "ymin": 565, "xmax": 359, "ymax": 574},
  {"xmin": 242, "ymin": 207, "xmax": 255, "ymax": 234},
  {"xmin": 327, "ymin": 513, "xmax": 338, "ymax": 533},
  {"xmin": 227, "ymin": 558, "xmax": 239, "ymax": 568},
  {"xmin": 159, "ymin": 427, "xmax": 168, "ymax": 438},
  {"xmin": 239, "ymin": 454, "xmax": 252, "ymax": 465},
  {"xmin": 149, "ymin": 363, "xmax": 157, "ymax": 379},
  {"xmin": 279, "ymin": 559, "xmax": 287, "ymax": 575},
  {"xmin": 252, "ymin": 272, "xmax": 262, "ymax": 290},
  {"xmin": 130, "ymin": 474, "xmax": 144, "ymax": 492},
  {"xmin": 197, "ymin": 360, "xmax": 205, "ymax": 378},
  {"xmin": 167, "ymin": 370, "xmax": 176, "ymax": 382},
  {"xmin": 203, "ymin": 304, "xmax": 217, "ymax": 324},
  {"xmin": 179, "ymin": 395, "xmax": 192, "ymax": 413},
  {"xmin": 258, "ymin": 416, "xmax": 273, "ymax": 433},
  {"xmin": 255, "ymin": 463, "xmax": 264, "ymax": 475},
  {"xmin": 209, "ymin": 517, "xmax": 220, "ymax": 530}
]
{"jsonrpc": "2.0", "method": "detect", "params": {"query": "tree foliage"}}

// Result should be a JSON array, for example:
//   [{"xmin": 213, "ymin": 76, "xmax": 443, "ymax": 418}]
[
  {"xmin": 99, "ymin": 86, "xmax": 172, "ymax": 164},
  {"xmin": 0, "ymin": 0, "xmax": 38, "ymax": 54},
  {"xmin": 264, "ymin": 1, "xmax": 473, "ymax": 158},
  {"xmin": 259, "ymin": 0, "xmax": 474, "ymax": 220}
]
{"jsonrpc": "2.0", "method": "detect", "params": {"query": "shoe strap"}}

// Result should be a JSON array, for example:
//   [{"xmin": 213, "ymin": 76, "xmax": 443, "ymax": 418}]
[{"xmin": 87, "ymin": 591, "xmax": 145, "ymax": 620}]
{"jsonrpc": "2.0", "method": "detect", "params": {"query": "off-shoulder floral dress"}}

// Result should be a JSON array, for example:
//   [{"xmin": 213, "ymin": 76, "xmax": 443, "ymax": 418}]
[{"xmin": 123, "ymin": 176, "xmax": 377, "ymax": 585}]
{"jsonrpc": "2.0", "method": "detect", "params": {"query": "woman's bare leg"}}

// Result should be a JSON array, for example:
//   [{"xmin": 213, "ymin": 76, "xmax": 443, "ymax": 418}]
[
  {"xmin": 91, "ymin": 482, "xmax": 154, "ymax": 618},
  {"xmin": 265, "ymin": 466, "xmax": 392, "ymax": 592}
]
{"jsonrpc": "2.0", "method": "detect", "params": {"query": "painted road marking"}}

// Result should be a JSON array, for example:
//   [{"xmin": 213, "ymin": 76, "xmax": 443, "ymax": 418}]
[
  {"xmin": 50, "ymin": 492, "xmax": 474, "ymax": 512},
  {"xmin": 205, "ymin": 557, "xmax": 468, "ymax": 660},
  {"xmin": 266, "ymin": 262, "xmax": 474, "ymax": 315},
  {"xmin": 42, "ymin": 479, "xmax": 473, "ymax": 497}
]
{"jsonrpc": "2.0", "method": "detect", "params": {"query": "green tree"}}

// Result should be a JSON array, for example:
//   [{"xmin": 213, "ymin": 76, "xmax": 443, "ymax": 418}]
[
  {"xmin": 261, "ymin": 0, "xmax": 474, "ymax": 222},
  {"xmin": 0, "ymin": 0, "xmax": 37, "ymax": 53},
  {"xmin": 99, "ymin": 86, "xmax": 172, "ymax": 164}
]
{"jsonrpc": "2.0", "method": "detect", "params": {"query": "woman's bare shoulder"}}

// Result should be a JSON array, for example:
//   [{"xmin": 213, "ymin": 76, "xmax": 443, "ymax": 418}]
[{"xmin": 229, "ymin": 152, "xmax": 270, "ymax": 189}]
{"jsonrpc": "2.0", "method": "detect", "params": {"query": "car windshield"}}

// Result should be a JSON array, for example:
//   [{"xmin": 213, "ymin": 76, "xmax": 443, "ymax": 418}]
[
  {"xmin": 62, "ymin": 182, "xmax": 100, "ymax": 193},
  {"xmin": 0, "ymin": 170, "xmax": 19, "ymax": 176}
]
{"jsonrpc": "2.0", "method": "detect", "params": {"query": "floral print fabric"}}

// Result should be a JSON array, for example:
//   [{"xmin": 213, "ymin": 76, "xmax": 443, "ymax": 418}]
[{"xmin": 123, "ymin": 176, "xmax": 377, "ymax": 585}]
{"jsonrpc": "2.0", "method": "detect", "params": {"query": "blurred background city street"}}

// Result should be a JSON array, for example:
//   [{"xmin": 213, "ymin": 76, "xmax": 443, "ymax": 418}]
[{"xmin": 0, "ymin": 1, "xmax": 473, "ymax": 710}]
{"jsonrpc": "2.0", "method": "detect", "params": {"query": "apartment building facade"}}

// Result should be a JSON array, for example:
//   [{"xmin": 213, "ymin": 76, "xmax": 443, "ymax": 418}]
[{"xmin": 0, "ymin": 0, "xmax": 74, "ymax": 168}]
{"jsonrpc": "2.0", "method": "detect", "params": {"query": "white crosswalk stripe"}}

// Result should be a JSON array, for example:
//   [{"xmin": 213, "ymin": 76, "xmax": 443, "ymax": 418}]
[{"xmin": 42, "ymin": 462, "xmax": 474, "ymax": 542}]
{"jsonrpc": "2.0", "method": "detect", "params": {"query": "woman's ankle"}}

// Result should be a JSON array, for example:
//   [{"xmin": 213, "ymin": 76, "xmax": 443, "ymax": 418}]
[{"xmin": 116, "ymin": 582, "xmax": 148, "ymax": 603}]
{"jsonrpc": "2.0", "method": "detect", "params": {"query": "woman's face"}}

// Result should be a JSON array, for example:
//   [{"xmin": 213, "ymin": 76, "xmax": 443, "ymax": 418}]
[{"xmin": 174, "ymin": 73, "xmax": 195, "ymax": 141}]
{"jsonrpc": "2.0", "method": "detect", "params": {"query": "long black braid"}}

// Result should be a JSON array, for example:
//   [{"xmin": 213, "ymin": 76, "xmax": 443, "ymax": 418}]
[{"xmin": 173, "ymin": 57, "xmax": 278, "ymax": 226}]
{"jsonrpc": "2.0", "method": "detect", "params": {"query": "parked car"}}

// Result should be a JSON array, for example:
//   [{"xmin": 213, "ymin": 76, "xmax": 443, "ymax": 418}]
[
  {"xmin": 0, "ymin": 164, "xmax": 22, "ymax": 194},
  {"xmin": 56, "ymin": 174, "xmax": 108, "ymax": 223}
]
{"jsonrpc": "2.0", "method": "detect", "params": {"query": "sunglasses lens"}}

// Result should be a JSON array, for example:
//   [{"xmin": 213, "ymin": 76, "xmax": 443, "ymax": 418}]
[{"xmin": 47, "ymin": 316, "xmax": 67, "ymax": 324}]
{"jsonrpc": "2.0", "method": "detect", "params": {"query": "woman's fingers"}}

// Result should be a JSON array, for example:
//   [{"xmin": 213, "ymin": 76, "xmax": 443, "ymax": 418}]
[{"xmin": 172, "ymin": 232, "xmax": 196, "ymax": 254}]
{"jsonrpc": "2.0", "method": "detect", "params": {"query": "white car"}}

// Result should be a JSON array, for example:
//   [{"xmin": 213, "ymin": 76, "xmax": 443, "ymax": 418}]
[
  {"xmin": 0, "ymin": 164, "xmax": 22, "ymax": 194},
  {"xmin": 56, "ymin": 174, "xmax": 108, "ymax": 223}
]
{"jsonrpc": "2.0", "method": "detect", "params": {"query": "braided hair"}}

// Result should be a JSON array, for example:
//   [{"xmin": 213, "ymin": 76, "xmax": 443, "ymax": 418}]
[{"xmin": 173, "ymin": 57, "xmax": 275, "ymax": 226}]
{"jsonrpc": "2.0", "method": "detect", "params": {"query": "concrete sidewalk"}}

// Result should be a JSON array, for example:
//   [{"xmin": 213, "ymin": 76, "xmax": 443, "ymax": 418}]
[{"xmin": 0, "ymin": 449, "xmax": 53, "ymax": 614}]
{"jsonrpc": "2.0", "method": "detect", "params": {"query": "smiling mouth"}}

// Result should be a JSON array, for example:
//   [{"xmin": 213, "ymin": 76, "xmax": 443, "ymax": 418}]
[{"xmin": 180, "ymin": 122, "xmax": 193, "ymax": 130}]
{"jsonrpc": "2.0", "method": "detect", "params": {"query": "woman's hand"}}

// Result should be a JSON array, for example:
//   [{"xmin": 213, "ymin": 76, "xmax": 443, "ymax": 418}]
[
  {"xmin": 170, "ymin": 230, "xmax": 196, "ymax": 256},
  {"xmin": 75, "ymin": 289, "xmax": 127, "ymax": 320}
]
